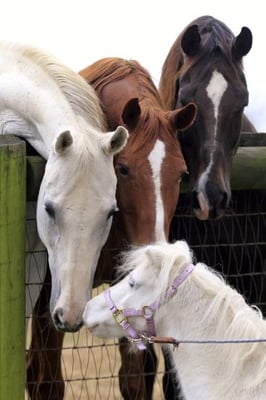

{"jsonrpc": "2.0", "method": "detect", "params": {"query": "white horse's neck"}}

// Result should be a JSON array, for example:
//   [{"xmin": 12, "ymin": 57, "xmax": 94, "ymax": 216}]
[
  {"xmin": 155, "ymin": 263, "xmax": 266, "ymax": 400},
  {"xmin": 0, "ymin": 70, "xmax": 79, "ymax": 159},
  {"xmin": 0, "ymin": 45, "xmax": 98, "ymax": 159}
]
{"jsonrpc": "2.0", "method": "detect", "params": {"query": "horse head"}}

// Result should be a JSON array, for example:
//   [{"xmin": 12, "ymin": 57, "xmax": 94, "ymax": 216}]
[
  {"xmin": 80, "ymin": 58, "xmax": 197, "ymax": 245},
  {"xmin": 113, "ymin": 97, "xmax": 196, "ymax": 244},
  {"xmin": 160, "ymin": 16, "xmax": 252, "ymax": 219},
  {"xmin": 83, "ymin": 240, "xmax": 193, "ymax": 339},
  {"xmin": 37, "ymin": 127, "xmax": 128, "ymax": 331}
]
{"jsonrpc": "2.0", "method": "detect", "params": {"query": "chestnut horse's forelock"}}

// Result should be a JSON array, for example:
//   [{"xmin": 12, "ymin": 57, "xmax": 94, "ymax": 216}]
[
  {"xmin": 124, "ymin": 106, "xmax": 183, "ymax": 156},
  {"xmin": 82, "ymin": 57, "xmax": 163, "ymax": 108},
  {"xmin": 81, "ymin": 57, "xmax": 183, "ymax": 157}
]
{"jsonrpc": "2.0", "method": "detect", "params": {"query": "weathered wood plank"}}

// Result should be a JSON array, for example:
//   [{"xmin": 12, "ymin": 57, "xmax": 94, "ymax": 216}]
[
  {"xmin": 239, "ymin": 133, "xmax": 266, "ymax": 147},
  {"xmin": 0, "ymin": 135, "xmax": 26, "ymax": 400},
  {"xmin": 25, "ymin": 134, "xmax": 266, "ymax": 200}
]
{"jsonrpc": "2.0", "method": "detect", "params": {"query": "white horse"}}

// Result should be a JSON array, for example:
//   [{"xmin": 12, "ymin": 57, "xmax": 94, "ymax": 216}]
[
  {"xmin": 83, "ymin": 241, "xmax": 266, "ymax": 399},
  {"xmin": 0, "ymin": 41, "xmax": 128, "ymax": 332}
]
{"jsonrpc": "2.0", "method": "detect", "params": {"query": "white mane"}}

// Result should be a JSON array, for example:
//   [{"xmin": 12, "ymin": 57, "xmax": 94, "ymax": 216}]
[
  {"xmin": 0, "ymin": 41, "xmax": 107, "ymax": 131},
  {"xmin": 194, "ymin": 262, "xmax": 266, "ymax": 391},
  {"xmin": 117, "ymin": 240, "xmax": 266, "ymax": 393}
]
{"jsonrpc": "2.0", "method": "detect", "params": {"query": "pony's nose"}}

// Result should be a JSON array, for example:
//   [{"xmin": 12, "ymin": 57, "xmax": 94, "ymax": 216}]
[{"xmin": 53, "ymin": 307, "xmax": 83, "ymax": 332}]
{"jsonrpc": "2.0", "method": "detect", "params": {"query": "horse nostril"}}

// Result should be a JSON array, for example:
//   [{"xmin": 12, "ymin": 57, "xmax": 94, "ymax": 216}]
[
  {"xmin": 53, "ymin": 307, "xmax": 64, "ymax": 326},
  {"xmin": 191, "ymin": 190, "xmax": 199, "ymax": 210},
  {"xmin": 220, "ymin": 191, "xmax": 228, "ymax": 209},
  {"xmin": 52, "ymin": 308, "xmax": 83, "ymax": 332}
]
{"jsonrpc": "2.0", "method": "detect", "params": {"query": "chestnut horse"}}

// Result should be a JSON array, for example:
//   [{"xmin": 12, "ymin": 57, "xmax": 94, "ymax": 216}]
[
  {"xmin": 26, "ymin": 58, "xmax": 196, "ymax": 399},
  {"xmin": 159, "ymin": 15, "xmax": 253, "ymax": 220}
]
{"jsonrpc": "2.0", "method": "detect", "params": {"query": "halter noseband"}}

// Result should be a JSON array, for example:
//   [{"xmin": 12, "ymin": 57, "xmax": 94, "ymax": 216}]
[{"xmin": 104, "ymin": 263, "xmax": 196, "ymax": 350}]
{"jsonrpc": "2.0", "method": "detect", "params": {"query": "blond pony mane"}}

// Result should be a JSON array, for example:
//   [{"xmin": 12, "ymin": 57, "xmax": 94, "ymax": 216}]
[{"xmin": 155, "ymin": 242, "xmax": 266, "ymax": 389}]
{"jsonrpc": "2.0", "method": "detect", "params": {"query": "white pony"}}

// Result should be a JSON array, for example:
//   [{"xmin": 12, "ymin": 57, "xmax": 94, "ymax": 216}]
[
  {"xmin": 83, "ymin": 241, "xmax": 266, "ymax": 399},
  {"xmin": 0, "ymin": 42, "xmax": 128, "ymax": 332}
]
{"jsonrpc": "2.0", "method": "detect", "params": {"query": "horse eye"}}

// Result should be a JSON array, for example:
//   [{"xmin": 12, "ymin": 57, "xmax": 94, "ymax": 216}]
[
  {"xmin": 118, "ymin": 163, "xmax": 129, "ymax": 177},
  {"xmin": 128, "ymin": 276, "xmax": 136, "ymax": 288},
  {"xmin": 45, "ymin": 203, "xmax": 55, "ymax": 219},
  {"xmin": 107, "ymin": 206, "xmax": 119, "ymax": 220}
]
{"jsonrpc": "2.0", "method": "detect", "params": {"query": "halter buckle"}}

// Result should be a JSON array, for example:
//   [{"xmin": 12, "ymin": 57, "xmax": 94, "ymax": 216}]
[
  {"xmin": 113, "ymin": 309, "xmax": 126, "ymax": 324},
  {"xmin": 128, "ymin": 334, "xmax": 152, "ymax": 345},
  {"xmin": 142, "ymin": 305, "xmax": 153, "ymax": 318}
]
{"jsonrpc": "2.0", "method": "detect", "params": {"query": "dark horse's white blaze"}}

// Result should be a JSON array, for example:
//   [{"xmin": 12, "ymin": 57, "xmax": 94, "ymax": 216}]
[{"xmin": 197, "ymin": 70, "xmax": 228, "ymax": 219}]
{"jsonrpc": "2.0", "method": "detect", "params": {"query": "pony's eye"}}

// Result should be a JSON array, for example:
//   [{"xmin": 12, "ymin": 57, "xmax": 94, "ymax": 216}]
[
  {"xmin": 45, "ymin": 203, "xmax": 55, "ymax": 219},
  {"xmin": 128, "ymin": 276, "xmax": 135, "ymax": 288},
  {"xmin": 107, "ymin": 205, "xmax": 119, "ymax": 220}
]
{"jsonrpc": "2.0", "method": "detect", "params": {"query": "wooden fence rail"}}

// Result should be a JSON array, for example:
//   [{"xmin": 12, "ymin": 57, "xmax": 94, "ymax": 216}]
[{"xmin": 0, "ymin": 135, "xmax": 26, "ymax": 400}]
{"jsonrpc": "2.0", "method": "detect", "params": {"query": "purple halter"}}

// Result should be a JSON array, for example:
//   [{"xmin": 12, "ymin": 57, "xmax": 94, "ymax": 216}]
[{"xmin": 104, "ymin": 263, "xmax": 196, "ymax": 350}]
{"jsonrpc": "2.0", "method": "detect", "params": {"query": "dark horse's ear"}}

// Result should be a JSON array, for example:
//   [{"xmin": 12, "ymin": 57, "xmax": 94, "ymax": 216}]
[
  {"xmin": 181, "ymin": 25, "xmax": 201, "ymax": 57},
  {"xmin": 121, "ymin": 98, "xmax": 141, "ymax": 130},
  {"xmin": 232, "ymin": 27, "xmax": 252, "ymax": 60}
]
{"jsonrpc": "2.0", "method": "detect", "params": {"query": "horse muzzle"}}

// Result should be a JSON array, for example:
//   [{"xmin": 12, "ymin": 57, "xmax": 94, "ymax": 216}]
[
  {"xmin": 192, "ymin": 185, "xmax": 229, "ymax": 220},
  {"xmin": 52, "ymin": 307, "xmax": 84, "ymax": 332}
]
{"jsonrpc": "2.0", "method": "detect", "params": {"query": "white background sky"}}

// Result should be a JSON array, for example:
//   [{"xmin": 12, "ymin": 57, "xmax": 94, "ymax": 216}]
[{"xmin": 1, "ymin": 0, "xmax": 265, "ymax": 130}]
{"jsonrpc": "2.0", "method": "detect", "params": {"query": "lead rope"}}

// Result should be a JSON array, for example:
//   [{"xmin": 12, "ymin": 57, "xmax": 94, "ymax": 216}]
[{"xmin": 138, "ymin": 335, "xmax": 266, "ymax": 351}]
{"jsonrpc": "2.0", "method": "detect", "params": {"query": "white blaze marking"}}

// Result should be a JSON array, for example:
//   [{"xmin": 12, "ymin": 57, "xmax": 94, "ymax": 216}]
[
  {"xmin": 206, "ymin": 69, "xmax": 228, "ymax": 123},
  {"xmin": 198, "ymin": 70, "xmax": 228, "ymax": 197},
  {"xmin": 148, "ymin": 139, "xmax": 166, "ymax": 241}
]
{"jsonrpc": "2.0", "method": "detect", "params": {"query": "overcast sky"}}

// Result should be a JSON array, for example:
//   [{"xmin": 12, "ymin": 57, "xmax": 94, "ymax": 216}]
[{"xmin": 1, "ymin": 0, "xmax": 265, "ymax": 130}]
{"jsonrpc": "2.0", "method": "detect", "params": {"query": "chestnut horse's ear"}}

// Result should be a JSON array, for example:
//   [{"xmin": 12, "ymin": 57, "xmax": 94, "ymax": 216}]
[
  {"xmin": 170, "ymin": 102, "xmax": 197, "ymax": 132},
  {"xmin": 181, "ymin": 25, "xmax": 201, "ymax": 57},
  {"xmin": 232, "ymin": 27, "xmax": 252, "ymax": 60},
  {"xmin": 121, "ymin": 98, "xmax": 141, "ymax": 130}
]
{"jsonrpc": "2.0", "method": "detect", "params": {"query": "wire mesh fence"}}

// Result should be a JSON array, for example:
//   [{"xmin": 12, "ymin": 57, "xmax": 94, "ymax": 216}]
[{"xmin": 25, "ymin": 189, "xmax": 266, "ymax": 399}]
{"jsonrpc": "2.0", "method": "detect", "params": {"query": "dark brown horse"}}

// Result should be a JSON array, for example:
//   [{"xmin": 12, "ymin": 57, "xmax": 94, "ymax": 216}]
[
  {"xmin": 158, "ymin": 15, "xmax": 255, "ymax": 399},
  {"xmin": 26, "ymin": 58, "xmax": 196, "ymax": 399},
  {"xmin": 159, "ymin": 15, "xmax": 253, "ymax": 220}
]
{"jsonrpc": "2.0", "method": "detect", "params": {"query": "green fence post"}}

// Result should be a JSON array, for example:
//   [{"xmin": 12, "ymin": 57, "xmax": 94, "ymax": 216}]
[{"xmin": 0, "ymin": 135, "xmax": 26, "ymax": 399}]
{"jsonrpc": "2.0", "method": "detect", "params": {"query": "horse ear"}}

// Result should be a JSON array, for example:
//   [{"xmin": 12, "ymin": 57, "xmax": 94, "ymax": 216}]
[
  {"xmin": 232, "ymin": 27, "xmax": 252, "ymax": 59},
  {"xmin": 172, "ymin": 240, "xmax": 192, "ymax": 261},
  {"xmin": 170, "ymin": 102, "xmax": 197, "ymax": 131},
  {"xmin": 181, "ymin": 24, "xmax": 201, "ymax": 57},
  {"xmin": 121, "ymin": 98, "xmax": 141, "ymax": 130},
  {"xmin": 102, "ymin": 126, "xmax": 129, "ymax": 155},
  {"xmin": 145, "ymin": 245, "xmax": 165, "ymax": 268},
  {"xmin": 54, "ymin": 130, "xmax": 73, "ymax": 154}
]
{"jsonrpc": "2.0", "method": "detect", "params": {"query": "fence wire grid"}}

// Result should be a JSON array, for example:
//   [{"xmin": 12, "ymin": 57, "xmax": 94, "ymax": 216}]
[{"xmin": 25, "ymin": 189, "xmax": 266, "ymax": 399}]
